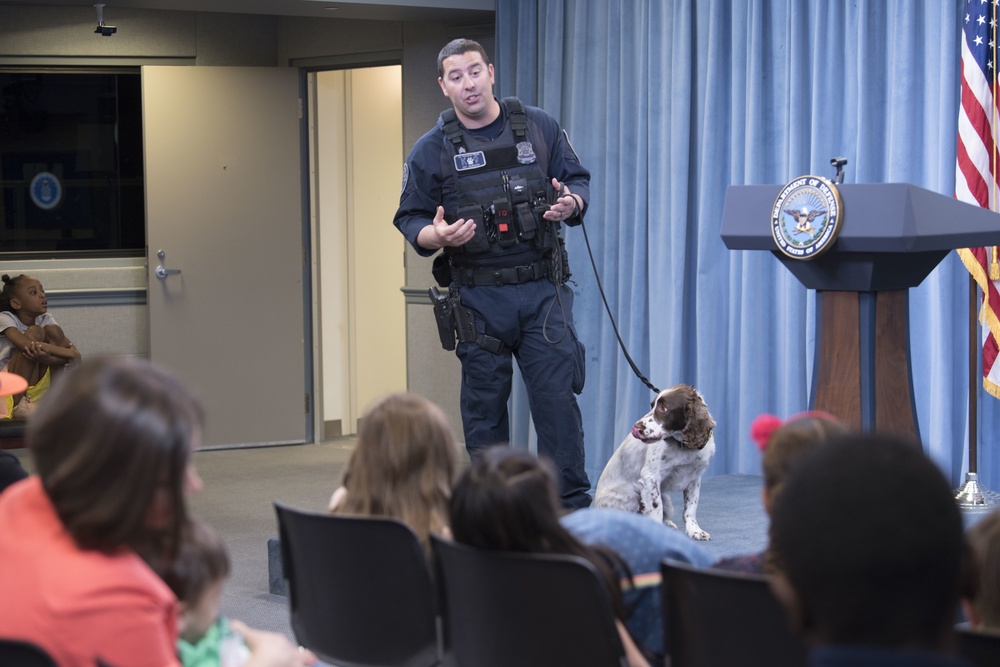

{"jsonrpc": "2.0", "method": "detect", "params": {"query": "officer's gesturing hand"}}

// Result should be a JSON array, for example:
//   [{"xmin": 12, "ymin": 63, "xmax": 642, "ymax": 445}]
[
  {"xmin": 417, "ymin": 205, "xmax": 477, "ymax": 250},
  {"xmin": 543, "ymin": 178, "xmax": 584, "ymax": 223}
]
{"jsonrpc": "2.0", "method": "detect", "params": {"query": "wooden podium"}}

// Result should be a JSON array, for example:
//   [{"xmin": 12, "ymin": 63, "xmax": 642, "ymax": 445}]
[{"xmin": 721, "ymin": 183, "xmax": 1000, "ymax": 441}]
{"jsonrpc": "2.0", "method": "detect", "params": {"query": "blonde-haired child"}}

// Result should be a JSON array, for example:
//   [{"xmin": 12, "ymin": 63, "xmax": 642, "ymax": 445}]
[{"xmin": 329, "ymin": 392, "xmax": 460, "ymax": 554}]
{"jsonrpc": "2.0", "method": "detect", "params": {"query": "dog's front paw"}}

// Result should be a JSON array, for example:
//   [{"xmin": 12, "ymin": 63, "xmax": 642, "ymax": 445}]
[{"xmin": 687, "ymin": 527, "xmax": 711, "ymax": 541}]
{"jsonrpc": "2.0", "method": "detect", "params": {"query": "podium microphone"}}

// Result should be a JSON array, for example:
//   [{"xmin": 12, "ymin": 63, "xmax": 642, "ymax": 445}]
[{"xmin": 831, "ymin": 156, "xmax": 848, "ymax": 184}]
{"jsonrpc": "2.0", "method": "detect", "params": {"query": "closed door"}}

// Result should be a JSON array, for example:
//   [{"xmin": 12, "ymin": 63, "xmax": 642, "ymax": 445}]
[{"xmin": 143, "ymin": 66, "xmax": 307, "ymax": 447}]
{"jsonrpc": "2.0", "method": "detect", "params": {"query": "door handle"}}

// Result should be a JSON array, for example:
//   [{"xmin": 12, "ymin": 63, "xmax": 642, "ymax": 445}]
[{"xmin": 155, "ymin": 265, "xmax": 181, "ymax": 279}]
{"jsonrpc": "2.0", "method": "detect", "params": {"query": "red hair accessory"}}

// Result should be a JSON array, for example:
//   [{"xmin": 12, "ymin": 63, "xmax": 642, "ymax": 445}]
[
  {"xmin": 750, "ymin": 414, "xmax": 782, "ymax": 451},
  {"xmin": 750, "ymin": 410, "xmax": 840, "ymax": 451}
]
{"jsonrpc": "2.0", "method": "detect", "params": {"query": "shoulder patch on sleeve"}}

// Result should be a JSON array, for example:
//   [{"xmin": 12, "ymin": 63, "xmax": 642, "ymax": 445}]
[
  {"xmin": 562, "ymin": 129, "xmax": 581, "ymax": 163},
  {"xmin": 400, "ymin": 162, "xmax": 410, "ymax": 196}
]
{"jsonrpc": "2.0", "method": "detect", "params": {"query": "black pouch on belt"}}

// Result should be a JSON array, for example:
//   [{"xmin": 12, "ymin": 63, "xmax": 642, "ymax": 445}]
[
  {"xmin": 432, "ymin": 254, "xmax": 452, "ymax": 288},
  {"xmin": 458, "ymin": 203, "xmax": 491, "ymax": 254}
]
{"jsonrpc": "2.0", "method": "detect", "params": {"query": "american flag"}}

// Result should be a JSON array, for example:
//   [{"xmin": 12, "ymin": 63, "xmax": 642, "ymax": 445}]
[{"xmin": 957, "ymin": 0, "xmax": 1000, "ymax": 398}]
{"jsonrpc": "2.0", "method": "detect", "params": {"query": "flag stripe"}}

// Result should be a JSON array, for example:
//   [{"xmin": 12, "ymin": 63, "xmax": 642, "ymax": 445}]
[{"xmin": 956, "ymin": 2, "xmax": 1000, "ymax": 399}]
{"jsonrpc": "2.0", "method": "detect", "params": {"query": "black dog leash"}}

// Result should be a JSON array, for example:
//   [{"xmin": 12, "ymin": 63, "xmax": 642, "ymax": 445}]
[{"xmin": 578, "ymin": 217, "xmax": 661, "ymax": 395}]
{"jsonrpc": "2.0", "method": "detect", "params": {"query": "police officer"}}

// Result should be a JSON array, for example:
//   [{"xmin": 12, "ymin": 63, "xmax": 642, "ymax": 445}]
[{"xmin": 394, "ymin": 38, "xmax": 591, "ymax": 509}]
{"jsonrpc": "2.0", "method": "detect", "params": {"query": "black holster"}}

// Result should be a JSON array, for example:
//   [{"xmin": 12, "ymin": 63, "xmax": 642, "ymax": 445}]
[
  {"xmin": 429, "ymin": 286, "xmax": 458, "ymax": 350},
  {"xmin": 428, "ymin": 286, "xmax": 508, "ymax": 354}
]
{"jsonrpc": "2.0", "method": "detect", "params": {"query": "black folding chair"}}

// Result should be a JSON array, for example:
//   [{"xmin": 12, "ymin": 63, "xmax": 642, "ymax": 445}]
[
  {"xmin": 661, "ymin": 559, "xmax": 808, "ymax": 667},
  {"xmin": 431, "ymin": 535, "xmax": 628, "ymax": 667},
  {"xmin": 956, "ymin": 626, "xmax": 1000, "ymax": 667},
  {"xmin": 274, "ymin": 502, "xmax": 441, "ymax": 667},
  {"xmin": 0, "ymin": 638, "xmax": 57, "ymax": 667}
]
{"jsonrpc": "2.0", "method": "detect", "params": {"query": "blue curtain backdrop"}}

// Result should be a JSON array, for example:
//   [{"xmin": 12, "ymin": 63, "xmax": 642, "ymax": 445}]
[{"xmin": 494, "ymin": 0, "xmax": 993, "ymax": 489}]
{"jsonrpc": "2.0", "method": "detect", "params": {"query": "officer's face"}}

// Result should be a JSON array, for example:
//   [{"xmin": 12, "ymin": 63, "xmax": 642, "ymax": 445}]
[{"xmin": 438, "ymin": 51, "xmax": 497, "ymax": 128}]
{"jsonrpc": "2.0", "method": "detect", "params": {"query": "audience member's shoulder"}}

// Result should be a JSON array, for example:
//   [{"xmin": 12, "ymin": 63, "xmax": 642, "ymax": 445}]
[{"xmin": 562, "ymin": 508, "xmax": 712, "ymax": 566}]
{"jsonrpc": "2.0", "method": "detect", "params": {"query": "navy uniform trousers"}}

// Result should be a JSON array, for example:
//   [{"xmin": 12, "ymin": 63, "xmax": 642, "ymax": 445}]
[{"xmin": 455, "ymin": 278, "xmax": 592, "ymax": 509}]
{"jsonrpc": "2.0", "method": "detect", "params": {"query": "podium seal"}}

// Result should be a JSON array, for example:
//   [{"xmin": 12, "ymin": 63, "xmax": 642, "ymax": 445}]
[{"xmin": 770, "ymin": 175, "xmax": 843, "ymax": 259}]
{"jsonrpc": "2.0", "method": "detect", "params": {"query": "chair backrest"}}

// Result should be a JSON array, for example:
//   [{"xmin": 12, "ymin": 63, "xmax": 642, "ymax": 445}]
[
  {"xmin": 956, "ymin": 626, "xmax": 1000, "ymax": 667},
  {"xmin": 661, "ymin": 559, "xmax": 808, "ymax": 667},
  {"xmin": 0, "ymin": 638, "xmax": 58, "ymax": 667},
  {"xmin": 274, "ymin": 502, "xmax": 440, "ymax": 667},
  {"xmin": 431, "ymin": 535, "xmax": 628, "ymax": 667}
]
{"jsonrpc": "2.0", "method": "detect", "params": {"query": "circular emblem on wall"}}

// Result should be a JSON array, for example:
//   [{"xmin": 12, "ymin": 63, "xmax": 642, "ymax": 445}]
[
  {"xmin": 770, "ymin": 175, "xmax": 844, "ymax": 260},
  {"xmin": 29, "ymin": 172, "xmax": 63, "ymax": 211}
]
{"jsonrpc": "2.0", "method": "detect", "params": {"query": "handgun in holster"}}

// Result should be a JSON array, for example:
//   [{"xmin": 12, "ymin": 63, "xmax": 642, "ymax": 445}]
[
  {"xmin": 429, "ymin": 286, "xmax": 479, "ymax": 351},
  {"xmin": 430, "ymin": 286, "xmax": 457, "ymax": 350}
]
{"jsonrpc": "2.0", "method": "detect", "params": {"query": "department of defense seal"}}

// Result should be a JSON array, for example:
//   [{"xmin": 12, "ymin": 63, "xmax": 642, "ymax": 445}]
[
  {"xmin": 770, "ymin": 175, "xmax": 844, "ymax": 260},
  {"xmin": 30, "ymin": 171, "xmax": 62, "ymax": 211}
]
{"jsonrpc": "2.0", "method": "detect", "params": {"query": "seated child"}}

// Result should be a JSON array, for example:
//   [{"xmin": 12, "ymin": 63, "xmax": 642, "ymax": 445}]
[
  {"xmin": 769, "ymin": 433, "xmax": 969, "ymax": 664},
  {"xmin": 713, "ymin": 411, "xmax": 847, "ymax": 574},
  {"xmin": 160, "ymin": 518, "xmax": 317, "ymax": 667},
  {"xmin": 450, "ymin": 447, "xmax": 651, "ymax": 667},
  {"xmin": 964, "ymin": 508, "xmax": 1000, "ymax": 634},
  {"xmin": 0, "ymin": 274, "xmax": 80, "ymax": 418},
  {"xmin": 160, "ymin": 518, "xmax": 251, "ymax": 667},
  {"xmin": 329, "ymin": 392, "xmax": 460, "ymax": 556}
]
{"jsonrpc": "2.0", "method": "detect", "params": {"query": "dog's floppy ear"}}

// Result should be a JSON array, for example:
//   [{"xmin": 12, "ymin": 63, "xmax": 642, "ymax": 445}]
[{"xmin": 680, "ymin": 391, "xmax": 716, "ymax": 450}]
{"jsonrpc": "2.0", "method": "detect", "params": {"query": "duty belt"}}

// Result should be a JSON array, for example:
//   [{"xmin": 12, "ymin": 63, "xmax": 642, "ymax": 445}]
[{"xmin": 451, "ymin": 261, "xmax": 550, "ymax": 287}]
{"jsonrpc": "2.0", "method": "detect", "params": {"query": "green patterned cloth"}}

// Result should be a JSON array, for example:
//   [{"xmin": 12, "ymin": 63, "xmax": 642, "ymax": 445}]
[{"xmin": 178, "ymin": 617, "xmax": 249, "ymax": 667}]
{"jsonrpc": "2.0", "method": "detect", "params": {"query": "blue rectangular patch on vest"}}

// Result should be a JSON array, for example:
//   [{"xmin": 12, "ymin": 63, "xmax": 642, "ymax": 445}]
[{"xmin": 454, "ymin": 151, "xmax": 486, "ymax": 171}]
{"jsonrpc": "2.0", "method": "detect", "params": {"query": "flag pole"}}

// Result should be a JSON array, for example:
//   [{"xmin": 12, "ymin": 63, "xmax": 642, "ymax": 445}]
[
  {"xmin": 956, "ymin": 275, "xmax": 993, "ymax": 507},
  {"xmin": 955, "ymin": 0, "xmax": 999, "ymax": 507}
]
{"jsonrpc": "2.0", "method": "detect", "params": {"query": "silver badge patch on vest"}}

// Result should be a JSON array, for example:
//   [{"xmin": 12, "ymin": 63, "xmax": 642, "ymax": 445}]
[
  {"xmin": 516, "ymin": 142, "xmax": 537, "ymax": 165},
  {"xmin": 454, "ymin": 151, "xmax": 487, "ymax": 171}
]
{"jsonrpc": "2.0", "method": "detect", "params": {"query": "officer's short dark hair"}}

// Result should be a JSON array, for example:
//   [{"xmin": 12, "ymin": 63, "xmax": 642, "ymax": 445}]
[
  {"xmin": 769, "ymin": 432, "xmax": 965, "ymax": 649},
  {"xmin": 437, "ymin": 38, "xmax": 491, "ymax": 78}
]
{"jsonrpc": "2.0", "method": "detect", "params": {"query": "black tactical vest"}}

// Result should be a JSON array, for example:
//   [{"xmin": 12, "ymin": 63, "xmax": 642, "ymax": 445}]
[{"xmin": 439, "ymin": 98, "xmax": 557, "ymax": 268}]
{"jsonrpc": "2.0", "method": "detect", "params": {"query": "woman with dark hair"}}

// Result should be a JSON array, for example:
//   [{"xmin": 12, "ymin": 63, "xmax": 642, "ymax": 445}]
[
  {"xmin": 0, "ymin": 356, "xmax": 306, "ymax": 667},
  {"xmin": 449, "ymin": 446, "xmax": 651, "ymax": 667}
]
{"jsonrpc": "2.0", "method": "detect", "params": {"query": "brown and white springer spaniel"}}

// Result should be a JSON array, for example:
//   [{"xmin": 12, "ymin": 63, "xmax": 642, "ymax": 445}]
[{"xmin": 593, "ymin": 385, "xmax": 716, "ymax": 540}]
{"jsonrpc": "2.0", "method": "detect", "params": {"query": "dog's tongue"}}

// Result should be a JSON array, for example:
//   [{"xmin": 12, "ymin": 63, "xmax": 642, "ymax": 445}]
[{"xmin": 631, "ymin": 425, "xmax": 643, "ymax": 440}]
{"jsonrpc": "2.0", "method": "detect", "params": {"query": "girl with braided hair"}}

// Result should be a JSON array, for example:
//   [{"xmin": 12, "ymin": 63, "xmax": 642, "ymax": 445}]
[{"xmin": 0, "ymin": 273, "xmax": 80, "ymax": 417}]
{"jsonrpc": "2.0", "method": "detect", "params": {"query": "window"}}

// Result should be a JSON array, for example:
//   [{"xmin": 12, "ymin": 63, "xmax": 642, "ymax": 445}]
[{"xmin": 0, "ymin": 69, "xmax": 144, "ymax": 256}]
